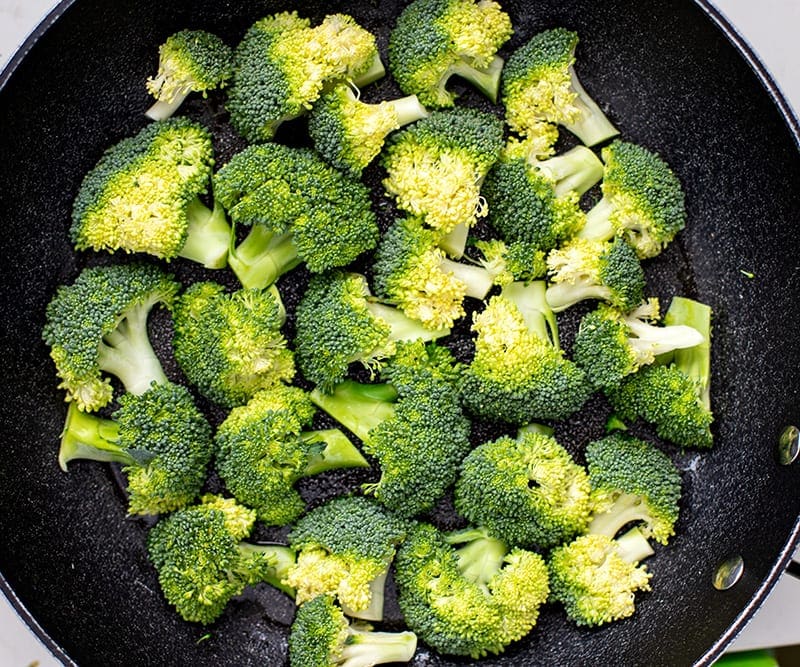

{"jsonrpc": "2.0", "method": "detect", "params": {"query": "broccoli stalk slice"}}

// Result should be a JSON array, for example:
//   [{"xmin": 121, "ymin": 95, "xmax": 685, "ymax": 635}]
[
  {"xmin": 545, "ymin": 282, "xmax": 614, "ymax": 314},
  {"xmin": 535, "ymin": 145, "xmax": 604, "ymax": 198},
  {"xmin": 588, "ymin": 493, "xmax": 658, "ymax": 541},
  {"xmin": 301, "ymin": 429, "xmax": 370, "ymax": 475},
  {"xmin": 577, "ymin": 197, "xmax": 615, "ymax": 242},
  {"xmin": 339, "ymin": 622, "xmax": 418, "ymax": 665},
  {"xmin": 364, "ymin": 302, "xmax": 450, "ymax": 342},
  {"xmin": 625, "ymin": 315, "xmax": 705, "ymax": 363},
  {"xmin": 146, "ymin": 93, "xmax": 192, "ymax": 122},
  {"xmin": 614, "ymin": 527, "xmax": 655, "ymax": 564},
  {"xmin": 342, "ymin": 568, "xmax": 389, "ymax": 622},
  {"xmin": 439, "ymin": 221, "xmax": 469, "ymax": 259},
  {"xmin": 176, "ymin": 197, "xmax": 231, "ymax": 269},
  {"xmin": 445, "ymin": 527, "xmax": 507, "ymax": 590},
  {"xmin": 236, "ymin": 542, "xmax": 297, "ymax": 597},
  {"xmin": 310, "ymin": 381, "xmax": 399, "ymax": 444},
  {"xmin": 664, "ymin": 297, "xmax": 712, "ymax": 410},
  {"xmin": 350, "ymin": 52, "xmax": 387, "ymax": 88},
  {"xmin": 58, "ymin": 402, "xmax": 137, "ymax": 471},
  {"xmin": 446, "ymin": 55, "xmax": 505, "ymax": 103},
  {"xmin": 563, "ymin": 66, "xmax": 619, "ymax": 147},
  {"xmin": 229, "ymin": 225, "xmax": 302, "ymax": 290},
  {"xmin": 440, "ymin": 257, "xmax": 495, "ymax": 300},
  {"xmin": 502, "ymin": 281, "xmax": 560, "ymax": 348},
  {"xmin": 385, "ymin": 93, "xmax": 430, "ymax": 126}
]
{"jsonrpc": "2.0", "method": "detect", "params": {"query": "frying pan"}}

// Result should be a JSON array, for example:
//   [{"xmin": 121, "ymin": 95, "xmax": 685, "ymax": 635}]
[{"xmin": 1, "ymin": 0, "xmax": 800, "ymax": 665}]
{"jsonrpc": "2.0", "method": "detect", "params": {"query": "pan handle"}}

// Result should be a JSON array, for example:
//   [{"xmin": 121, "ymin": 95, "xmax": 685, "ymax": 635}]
[{"xmin": 786, "ymin": 560, "xmax": 800, "ymax": 580}]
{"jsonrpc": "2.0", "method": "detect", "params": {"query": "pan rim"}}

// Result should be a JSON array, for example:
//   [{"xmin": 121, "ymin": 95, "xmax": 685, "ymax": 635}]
[{"xmin": 0, "ymin": 1, "xmax": 798, "ymax": 665}]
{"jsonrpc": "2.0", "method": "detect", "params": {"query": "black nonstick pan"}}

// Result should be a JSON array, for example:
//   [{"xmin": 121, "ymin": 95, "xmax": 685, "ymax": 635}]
[{"xmin": 1, "ymin": 1, "xmax": 800, "ymax": 665}]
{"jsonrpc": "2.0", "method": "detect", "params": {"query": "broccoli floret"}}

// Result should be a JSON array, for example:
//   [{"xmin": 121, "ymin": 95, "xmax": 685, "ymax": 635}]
[
  {"xmin": 172, "ymin": 282, "xmax": 294, "ymax": 407},
  {"xmin": 606, "ymin": 297, "xmax": 713, "ymax": 448},
  {"xmin": 454, "ymin": 430, "xmax": 591, "ymax": 548},
  {"xmin": 309, "ymin": 83, "xmax": 429, "ymax": 176},
  {"xmin": 310, "ymin": 344, "xmax": 471, "ymax": 517},
  {"xmin": 584, "ymin": 433, "xmax": 682, "ymax": 545},
  {"xmin": 502, "ymin": 28, "xmax": 618, "ymax": 146},
  {"xmin": 548, "ymin": 527, "xmax": 654, "ymax": 627},
  {"xmin": 213, "ymin": 143, "xmax": 379, "ymax": 290},
  {"xmin": 382, "ymin": 108, "xmax": 505, "ymax": 236},
  {"xmin": 70, "ymin": 119, "xmax": 230, "ymax": 269},
  {"xmin": 373, "ymin": 217, "xmax": 498, "ymax": 330},
  {"xmin": 388, "ymin": 0, "xmax": 512, "ymax": 108},
  {"xmin": 472, "ymin": 238, "xmax": 548, "ymax": 286},
  {"xmin": 578, "ymin": 140, "xmax": 686, "ymax": 258},
  {"xmin": 462, "ymin": 281, "xmax": 591, "ymax": 425},
  {"xmin": 226, "ymin": 12, "xmax": 382, "ymax": 142},
  {"xmin": 394, "ymin": 523, "xmax": 549, "ymax": 658},
  {"xmin": 147, "ymin": 494, "xmax": 296, "ymax": 624},
  {"xmin": 573, "ymin": 299, "xmax": 705, "ymax": 389},
  {"xmin": 289, "ymin": 594, "xmax": 418, "ymax": 667},
  {"xmin": 294, "ymin": 272, "xmax": 449, "ymax": 393},
  {"xmin": 145, "ymin": 30, "xmax": 234, "ymax": 121},
  {"xmin": 58, "ymin": 382, "xmax": 212, "ymax": 515},
  {"xmin": 214, "ymin": 386, "xmax": 369, "ymax": 526},
  {"xmin": 42, "ymin": 263, "xmax": 180, "ymax": 411},
  {"xmin": 285, "ymin": 495, "xmax": 409, "ymax": 621},
  {"xmin": 545, "ymin": 237, "xmax": 646, "ymax": 313}
]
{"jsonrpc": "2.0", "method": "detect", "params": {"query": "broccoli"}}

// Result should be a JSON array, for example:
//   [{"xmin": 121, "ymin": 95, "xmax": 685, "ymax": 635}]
[
  {"xmin": 147, "ymin": 494, "xmax": 296, "ymax": 624},
  {"xmin": 394, "ymin": 523, "xmax": 550, "ymax": 658},
  {"xmin": 42, "ymin": 263, "xmax": 180, "ymax": 411},
  {"xmin": 226, "ymin": 12, "xmax": 383, "ymax": 142},
  {"xmin": 606, "ymin": 297, "xmax": 713, "ymax": 448},
  {"xmin": 145, "ymin": 29, "xmax": 234, "ymax": 121},
  {"xmin": 584, "ymin": 433, "xmax": 682, "ymax": 545},
  {"xmin": 214, "ymin": 386, "xmax": 369, "ymax": 526},
  {"xmin": 388, "ymin": 0, "xmax": 513, "ymax": 108},
  {"xmin": 213, "ymin": 143, "xmax": 379, "ymax": 290},
  {"xmin": 70, "ymin": 119, "xmax": 231, "ymax": 269},
  {"xmin": 294, "ymin": 272, "xmax": 449, "ymax": 393},
  {"xmin": 573, "ymin": 299, "xmax": 705, "ymax": 390},
  {"xmin": 285, "ymin": 495, "xmax": 409, "ymax": 621},
  {"xmin": 289, "ymin": 594, "xmax": 418, "ymax": 667},
  {"xmin": 502, "ymin": 27, "xmax": 618, "ymax": 146},
  {"xmin": 545, "ymin": 237, "xmax": 646, "ymax": 313},
  {"xmin": 372, "ymin": 217, "xmax": 499, "ymax": 330},
  {"xmin": 58, "ymin": 382, "xmax": 213, "ymax": 515},
  {"xmin": 308, "ymin": 83, "xmax": 429, "ymax": 176},
  {"xmin": 310, "ymin": 342, "xmax": 471, "ymax": 517},
  {"xmin": 382, "ymin": 108, "xmax": 505, "ymax": 237},
  {"xmin": 172, "ymin": 281, "xmax": 295, "ymax": 407},
  {"xmin": 548, "ymin": 527, "xmax": 654, "ymax": 627},
  {"xmin": 472, "ymin": 238, "xmax": 548, "ymax": 286},
  {"xmin": 482, "ymin": 144, "xmax": 603, "ymax": 252},
  {"xmin": 454, "ymin": 429, "xmax": 591, "ymax": 548},
  {"xmin": 461, "ymin": 281, "xmax": 591, "ymax": 425},
  {"xmin": 577, "ymin": 140, "xmax": 686, "ymax": 258}
]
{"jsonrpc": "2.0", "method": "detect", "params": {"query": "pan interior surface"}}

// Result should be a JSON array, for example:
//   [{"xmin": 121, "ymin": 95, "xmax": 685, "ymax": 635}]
[{"xmin": 1, "ymin": 1, "xmax": 800, "ymax": 665}]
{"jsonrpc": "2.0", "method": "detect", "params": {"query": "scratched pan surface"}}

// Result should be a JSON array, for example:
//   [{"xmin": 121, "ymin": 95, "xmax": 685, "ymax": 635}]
[{"xmin": 1, "ymin": 1, "xmax": 800, "ymax": 665}]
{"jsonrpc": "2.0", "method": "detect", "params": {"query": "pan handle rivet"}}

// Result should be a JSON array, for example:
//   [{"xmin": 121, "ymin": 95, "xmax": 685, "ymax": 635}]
[
  {"xmin": 778, "ymin": 426, "xmax": 800, "ymax": 465},
  {"xmin": 713, "ymin": 555, "xmax": 744, "ymax": 591}
]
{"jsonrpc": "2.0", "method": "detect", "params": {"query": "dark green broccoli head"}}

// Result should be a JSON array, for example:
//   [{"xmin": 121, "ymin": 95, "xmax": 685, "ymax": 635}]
[
  {"xmin": 42, "ymin": 263, "xmax": 179, "ymax": 411},
  {"xmin": 172, "ymin": 281, "xmax": 294, "ymax": 407},
  {"xmin": 388, "ymin": 0, "xmax": 512, "ymax": 108},
  {"xmin": 455, "ymin": 430, "xmax": 591, "ymax": 548},
  {"xmin": 473, "ymin": 238, "xmax": 548, "ymax": 286}
]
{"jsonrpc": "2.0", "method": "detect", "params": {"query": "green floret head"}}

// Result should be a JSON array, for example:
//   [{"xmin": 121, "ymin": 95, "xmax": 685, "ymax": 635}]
[
  {"xmin": 309, "ymin": 83, "xmax": 429, "ymax": 176},
  {"xmin": 388, "ymin": 0, "xmax": 513, "ymax": 108},
  {"xmin": 214, "ymin": 143, "xmax": 379, "ymax": 289},
  {"xmin": 474, "ymin": 238, "xmax": 548, "ymax": 286},
  {"xmin": 42, "ymin": 263, "xmax": 179, "ymax": 411},
  {"xmin": 545, "ymin": 237, "xmax": 646, "ymax": 313},
  {"xmin": 606, "ymin": 364, "xmax": 714, "ymax": 448},
  {"xmin": 286, "ymin": 496, "xmax": 409, "ymax": 619},
  {"xmin": 147, "ymin": 494, "xmax": 296, "ymax": 624},
  {"xmin": 502, "ymin": 28, "xmax": 618, "ymax": 145},
  {"xmin": 548, "ymin": 530, "xmax": 653, "ymax": 627},
  {"xmin": 382, "ymin": 107, "xmax": 505, "ymax": 234},
  {"xmin": 455, "ymin": 430, "xmax": 591, "ymax": 549},
  {"xmin": 289, "ymin": 594, "xmax": 418, "ymax": 667},
  {"xmin": 70, "ymin": 119, "xmax": 222, "ymax": 263},
  {"xmin": 394, "ymin": 523, "xmax": 549, "ymax": 658},
  {"xmin": 214, "ymin": 386, "xmax": 368, "ymax": 525},
  {"xmin": 172, "ymin": 281, "xmax": 294, "ymax": 408},
  {"xmin": 585, "ymin": 433, "xmax": 682, "ymax": 545},
  {"xmin": 461, "ymin": 283, "xmax": 591, "ymax": 425}
]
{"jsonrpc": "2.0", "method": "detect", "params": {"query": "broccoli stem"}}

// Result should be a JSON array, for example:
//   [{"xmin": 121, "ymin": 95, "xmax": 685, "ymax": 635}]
[
  {"xmin": 446, "ymin": 55, "xmax": 505, "ymax": 103},
  {"xmin": 664, "ymin": 297, "xmax": 712, "ymax": 410},
  {"xmin": 237, "ymin": 542, "xmax": 297, "ymax": 597},
  {"xmin": 577, "ymin": 196, "xmax": 615, "ymax": 242},
  {"xmin": 302, "ymin": 428, "xmax": 369, "ymax": 475},
  {"xmin": 97, "ymin": 305, "xmax": 167, "ymax": 395},
  {"xmin": 517, "ymin": 423, "xmax": 555, "ymax": 438},
  {"xmin": 588, "ymin": 493, "xmax": 654, "ymax": 540},
  {"xmin": 58, "ymin": 402, "xmax": 135, "ymax": 472},
  {"xmin": 351, "ymin": 52, "xmax": 387, "ymax": 87},
  {"xmin": 340, "ymin": 625, "xmax": 418, "ymax": 665},
  {"xmin": 145, "ymin": 91, "xmax": 190, "ymax": 121},
  {"xmin": 441, "ymin": 258, "xmax": 494, "ymax": 300},
  {"xmin": 565, "ymin": 66, "xmax": 619, "ymax": 147},
  {"xmin": 614, "ymin": 527, "xmax": 655, "ymax": 564},
  {"xmin": 310, "ymin": 381, "xmax": 398, "ymax": 444},
  {"xmin": 229, "ymin": 225, "xmax": 301, "ymax": 290},
  {"xmin": 342, "ymin": 568, "xmax": 389, "ymax": 622},
  {"xmin": 544, "ymin": 282, "xmax": 612, "ymax": 314},
  {"xmin": 439, "ymin": 221, "xmax": 468, "ymax": 259},
  {"xmin": 535, "ymin": 145, "xmax": 604, "ymax": 198},
  {"xmin": 625, "ymin": 317, "xmax": 705, "ymax": 361},
  {"xmin": 502, "ymin": 281, "xmax": 560, "ymax": 348},
  {"xmin": 178, "ymin": 197, "xmax": 231, "ymax": 269},
  {"xmin": 445, "ymin": 527, "xmax": 507, "ymax": 589},
  {"xmin": 388, "ymin": 94, "xmax": 429, "ymax": 127},
  {"xmin": 364, "ymin": 302, "xmax": 450, "ymax": 341}
]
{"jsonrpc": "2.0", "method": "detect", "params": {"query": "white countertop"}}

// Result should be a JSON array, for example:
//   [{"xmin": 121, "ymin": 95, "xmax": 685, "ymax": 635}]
[{"xmin": 1, "ymin": 1, "xmax": 798, "ymax": 664}]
